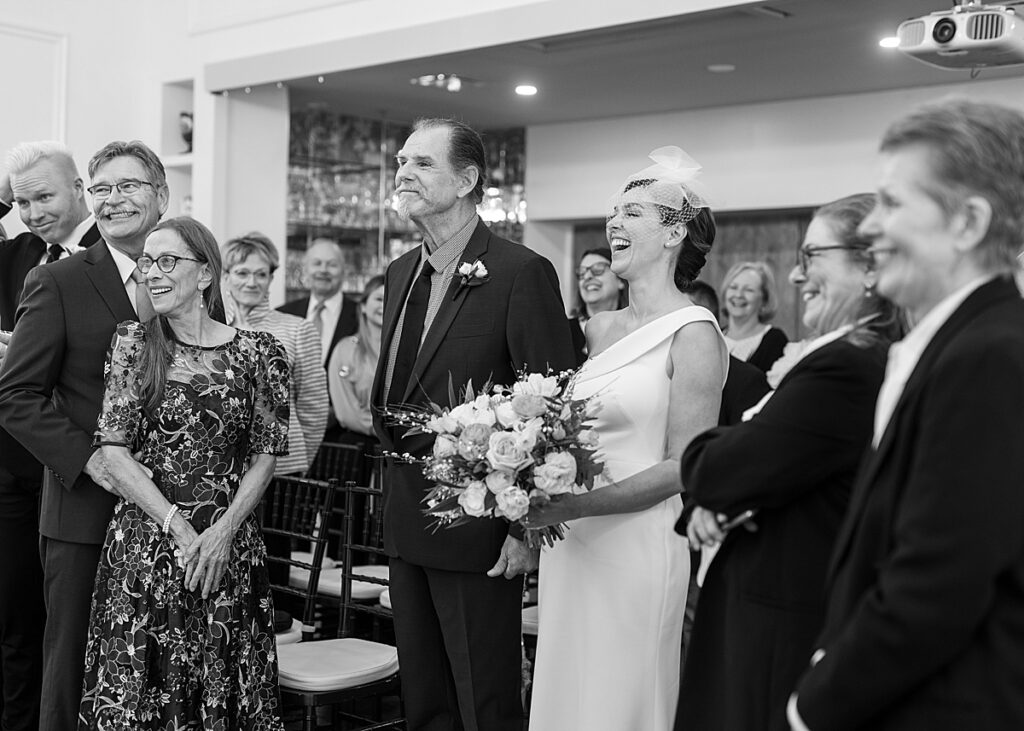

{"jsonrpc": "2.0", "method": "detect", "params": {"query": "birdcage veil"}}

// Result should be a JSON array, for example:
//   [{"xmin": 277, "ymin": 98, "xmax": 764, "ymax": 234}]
[{"xmin": 608, "ymin": 146, "xmax": 712, "ymax": 228}]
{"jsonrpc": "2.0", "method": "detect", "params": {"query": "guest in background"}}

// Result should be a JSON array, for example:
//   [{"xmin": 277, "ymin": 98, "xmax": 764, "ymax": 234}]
[
  {"xmin": 570, "ymin": 247, "xmax": 626, "ymax": 361},
  {"xmin": 278, "ymin": 238, "xmax": 357, "ymax": 443},
  {"xmin": 79, "ymin": 217, "xmax": 289, "ymax": 729},
  {"xmin": 790, "ymin": 99, "xmax": 1024, "ymax": 731},
  {"xmin": 721, "ymin": 261, "xmax": 788, "ymax": 372},
  {"xmin": 0, "ymin": 141, "xmax": 100, "ymax": 731},
  {"xmin": 327, "ymin": 274, "xmax": 384, "ymax": 450},
  {"xmin": 222, "ymin": 232, "xmax": 327, "ymax": 476},
  {"xmin": 683, "ymin": 280, "xmax": 770, "ymax": 426},
  {"xmin": 677, "ymin": 193, "xmax": 900, "ymax": 731},
  {"xmin": 0, "ymin": 140, "xmax": 167, "ymax": 731}
]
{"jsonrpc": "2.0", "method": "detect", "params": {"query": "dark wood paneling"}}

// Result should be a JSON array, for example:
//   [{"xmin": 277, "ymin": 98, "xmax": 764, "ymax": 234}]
[{"xmin": 572, "ymin": 208, "xmax": 813, "ymax": 338}]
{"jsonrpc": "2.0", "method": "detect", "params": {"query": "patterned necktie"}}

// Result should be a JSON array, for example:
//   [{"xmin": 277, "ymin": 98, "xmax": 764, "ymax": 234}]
[
  {"xmin": 312, "ymin": 300, "xmax": 326, "ymax": 338},
  {"xmin": 45, "ymin": 244, "xmax": 63, "ymax": 264},
  {"xmin": 131, "ymin": 267, "xmax": 157, "ymax": 323},
  {"xmin": 388, "ymin": 261, "xmax": 434, "ymax": 405}
]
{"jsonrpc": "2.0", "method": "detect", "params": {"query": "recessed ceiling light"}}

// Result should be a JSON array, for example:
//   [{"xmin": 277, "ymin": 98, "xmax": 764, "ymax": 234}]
[
  {"xmin": 879, "ymin": 36, "xmax": 901, "ymax": 49},
  {"xmin": 707, "ymin": 64, "xmax": 736, "ymax": 73},
  {"xmin": 317, "ymin": 76, "xmax": 325, "ymax": 84},
  {"xmin": 515, "ymin": 84, "xmax": 538, "ymax": 96}
]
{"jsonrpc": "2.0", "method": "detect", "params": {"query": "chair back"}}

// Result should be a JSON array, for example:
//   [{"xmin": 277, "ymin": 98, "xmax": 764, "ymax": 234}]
[
  {"xmin": 339, "ymin": 479, "xmax": 391, "ymax": 638},
  {"xmin": 262, "ymin": 475, "xmax": 340, "ymax": 641}
]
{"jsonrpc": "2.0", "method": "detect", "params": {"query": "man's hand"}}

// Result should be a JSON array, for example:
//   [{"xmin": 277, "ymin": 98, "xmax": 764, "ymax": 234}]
[
  {"xmin": 0, "ymin": 171, "xmax": 12, "ymax": 206},
  {"xmin": 486, "ymin": 535, "xmax": 539, "ymax": 579}
]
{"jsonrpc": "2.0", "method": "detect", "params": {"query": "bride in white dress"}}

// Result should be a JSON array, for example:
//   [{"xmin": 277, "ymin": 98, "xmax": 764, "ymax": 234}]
[{"xmin": 526, "ymin": 147, "xmax": 727, "ymax": 731}]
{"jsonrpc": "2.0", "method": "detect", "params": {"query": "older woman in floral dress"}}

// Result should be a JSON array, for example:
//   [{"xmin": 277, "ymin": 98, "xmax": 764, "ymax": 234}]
[{"xmin": 78, "ymin": 217, "xmax": 290, "ymax": 730}]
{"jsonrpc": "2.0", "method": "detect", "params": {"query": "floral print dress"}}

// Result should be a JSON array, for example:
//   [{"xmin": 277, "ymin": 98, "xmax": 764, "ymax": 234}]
[{"xmin": 78, "ymin": 321, "xmax": 290, "ymax": 731}]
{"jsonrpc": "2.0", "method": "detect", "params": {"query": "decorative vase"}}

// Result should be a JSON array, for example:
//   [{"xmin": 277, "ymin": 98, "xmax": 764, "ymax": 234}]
[{"xmin": 179, "ymin": 112, "xmax": 194, "ymax": 154}]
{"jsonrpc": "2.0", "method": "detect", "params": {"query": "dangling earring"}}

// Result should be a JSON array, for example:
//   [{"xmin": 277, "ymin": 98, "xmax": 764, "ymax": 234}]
[{"xmin": 863, "ymin": 280, "xmax": 876, "ymax": 298}]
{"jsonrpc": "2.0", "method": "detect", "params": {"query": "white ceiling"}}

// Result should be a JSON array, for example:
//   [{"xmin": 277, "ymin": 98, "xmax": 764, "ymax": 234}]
[{"xmin": 286, "ymin": 0, "xmax": 1024, "ymax": 129}]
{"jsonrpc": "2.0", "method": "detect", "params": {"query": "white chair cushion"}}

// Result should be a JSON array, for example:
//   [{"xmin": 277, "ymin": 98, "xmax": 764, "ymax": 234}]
[
  {"xmin": 278, "ymin": 638, "xmax": 400, "ymax": 691},
  {"xmin": 288, "ymin": 564, "xmax": 389, "ymax": 601},
  {"xmin": 522, "ymin": 605, "xmax": 539, "ymax": 636},
  {"xmin": 276, "ymin": 618, "xmax": 303, "ymax": 645}
]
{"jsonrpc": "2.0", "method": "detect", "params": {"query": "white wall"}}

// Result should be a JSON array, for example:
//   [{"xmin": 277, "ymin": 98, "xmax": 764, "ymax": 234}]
[
  {"xmin": 526, "ymin": 75, "xmax": 1024, "ymax": 221},
  {"xmin": 0, "ymin": 2, "xmax": 198, "ymax": 237}
]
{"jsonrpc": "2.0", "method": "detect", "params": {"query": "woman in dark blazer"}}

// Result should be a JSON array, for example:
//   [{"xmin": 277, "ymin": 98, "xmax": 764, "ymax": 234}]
[{"xmin": 673, "ymin": 194, "xmax": 903, "ymax": 731}]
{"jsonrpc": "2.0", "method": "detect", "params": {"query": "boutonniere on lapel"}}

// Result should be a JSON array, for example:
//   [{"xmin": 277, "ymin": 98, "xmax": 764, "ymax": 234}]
[{"xmin": 454, "ymin": 259, "xmax": 489, "ymax": 300}]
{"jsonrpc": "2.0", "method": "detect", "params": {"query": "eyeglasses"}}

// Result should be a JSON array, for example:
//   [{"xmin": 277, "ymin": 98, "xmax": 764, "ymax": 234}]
[
  {"xmin": 797, "ymin": 245, "xmax": 860, "ymax": 274},
  {"xmin": 229, "ymin": 268, "xmax": 271, "ymax": 283},
  {"xmin": 87, "ymin": 179, "xmax": 155, "ymax": 199},
  {"xmin": 137, "ymin": 254, "xmax": 203, "ymax": 274},
  {"xmin": 576, "ymin": 261, "xmax": 612, "ymax": 280}
]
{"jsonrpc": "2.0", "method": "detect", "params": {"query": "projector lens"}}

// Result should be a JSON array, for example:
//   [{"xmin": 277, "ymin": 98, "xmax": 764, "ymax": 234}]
[{"xmin": 933, "ymin": 18, "xmax": 957, "ymax": 43}]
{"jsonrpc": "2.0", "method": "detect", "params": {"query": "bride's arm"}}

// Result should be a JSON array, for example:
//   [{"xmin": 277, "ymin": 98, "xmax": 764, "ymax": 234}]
[{"xmin": 530, "ymin": 322, "xmax": 724, "ymax": 524}]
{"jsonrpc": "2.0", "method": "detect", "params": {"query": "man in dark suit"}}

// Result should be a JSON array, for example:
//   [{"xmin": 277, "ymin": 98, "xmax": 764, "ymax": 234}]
[
  {"xmin": 371, "ymin": 118, "xmax": 576, "ymax": 731},
  {"xmin": 278, "ymin": 237, "xmax": 358, "ymax": 441},
  {"xmin": 0, "ymin": 141, "xmax": 100, "ymax": 731},
  {"xmin": 0, "ymin": 140, "xmax": 168, "ymax": 731},
  {"xmin": 789, "ymin": 100, "xmax": 1024, "ymax": 730}
]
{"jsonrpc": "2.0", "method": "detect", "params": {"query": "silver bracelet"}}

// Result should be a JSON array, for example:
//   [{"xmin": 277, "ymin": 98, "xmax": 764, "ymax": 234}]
[{"xmin": 162, "ymin": 505, "xmax": 179, "ymax": 534}]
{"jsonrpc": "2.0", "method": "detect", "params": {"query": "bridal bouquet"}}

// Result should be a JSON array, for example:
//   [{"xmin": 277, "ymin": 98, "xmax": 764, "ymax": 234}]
[{"xmin": 383, "ymin": 370, "xmax": 603, "ymax": 541}]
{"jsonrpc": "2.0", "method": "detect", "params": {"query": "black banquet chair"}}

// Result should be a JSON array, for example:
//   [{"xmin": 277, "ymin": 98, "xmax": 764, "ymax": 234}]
[{"xmin": 276, "ymin": 479, "xmax": 403, "ymax": 730}]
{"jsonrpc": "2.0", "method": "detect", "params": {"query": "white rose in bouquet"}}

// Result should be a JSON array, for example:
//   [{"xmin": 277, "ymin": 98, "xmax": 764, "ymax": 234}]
[
  {"xmin": 514, "ymin": 417, "xmax": 544, "ymax": 450},
  {"xmin": 510, "ymin": 392, "xmax": 548, "ymax": 419},
  {"xmin": 457, "ymin": 422, "xmax": 494, "ymax": 461},
  {"xmin": 533, "ymin": 451, "xmax": 578, "ymax": 495},
  {"xmin": 484, "ymin": 469, "xmax": 516, "ymax": 494},
  {"xmin": 493, "ymin": 400, "xmax": 520, "ymax": 428},
  {"xmin": 514, "ymin": 373, "xmax": 559, "ymax": 397},
  {"xmin": 494, "ymin": 486, "xmax": 531, "ymax": 521},
  {"xmin": 449, "ymin": 394, "xmax": 497, "ymax": 428},
  {"xmin": 486, "ymin": 431, "xmax": 533, "ymax": 473},
  {"xmin": 426, "ymin": 412, "xmax": 459, "ymax": 434},
  {"xmin": 458, "ymin": 481, "xmax": 490, "ymax": 517},
  {"xmin": 432, "ymin": 433, "xmax": 459, "ymax": 458}
]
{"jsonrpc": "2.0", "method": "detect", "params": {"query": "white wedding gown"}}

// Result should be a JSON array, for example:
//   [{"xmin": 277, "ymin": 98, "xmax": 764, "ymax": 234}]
[{"xmin": 529, "ymin": 306, "xmax": 725, "ymax": 731}]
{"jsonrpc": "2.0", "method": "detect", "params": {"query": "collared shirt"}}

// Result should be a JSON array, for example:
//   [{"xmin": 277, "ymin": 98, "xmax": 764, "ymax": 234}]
[
  {"xmin": 382, "ymin": 214, "xmax": 479, "ymax": 402},
  {"xmin": 38, "ymin": 215, "xmax": 95, "ymax": 265},
  {"xmin": 106, "ymin": 241, "xmax": 142, "ymax": 316},
  {"xmin": 740, "ymin": 320, "xmax": 860, "ymax": 423},
  {"xmin": 305, "ymin": 288, "xmax": 345, "ymax": 361},
  {"xmin": 872, "ymin": 275, "xmax": 992, "ymax": 446}
]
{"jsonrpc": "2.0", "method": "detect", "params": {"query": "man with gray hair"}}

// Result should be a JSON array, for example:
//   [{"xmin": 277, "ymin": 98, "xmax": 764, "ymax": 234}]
[
  {"xmin": 0, "ymin": 141, "xmax": 99, "ymax": 731},
  {"xmin": 0, "ymin": 140, "xmax": 167, "ymax": 731}
]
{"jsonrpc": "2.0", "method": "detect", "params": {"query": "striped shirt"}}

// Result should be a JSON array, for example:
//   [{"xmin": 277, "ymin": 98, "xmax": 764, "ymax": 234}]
[
  {"xmin": 231, "ymin": 300, "xmax": 329, "ymax": 475},
  {"xmin": 383, "ymin": 215, "xmax": 479, "ymax": 403}
]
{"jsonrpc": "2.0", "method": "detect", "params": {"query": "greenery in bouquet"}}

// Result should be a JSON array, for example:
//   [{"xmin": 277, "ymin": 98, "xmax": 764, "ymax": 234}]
[{"xmin": 383, "ymin": 369, "xmax": 603, "ymax": 543}]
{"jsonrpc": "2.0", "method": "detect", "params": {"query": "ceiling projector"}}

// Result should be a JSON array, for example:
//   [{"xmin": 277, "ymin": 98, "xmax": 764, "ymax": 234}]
[{"xmin": 896, "ymin": 1, "xmax": 1024, "ymax": 68}]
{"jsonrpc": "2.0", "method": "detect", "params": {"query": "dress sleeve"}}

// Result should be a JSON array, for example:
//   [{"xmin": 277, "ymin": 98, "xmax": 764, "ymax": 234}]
[
  {"xmin": 250, "ymin": 332, "xmax": 291, "ymax": 456},
  {"xmin": 94, "ymin": 321, "xmax": 146, "ymax": 448}
]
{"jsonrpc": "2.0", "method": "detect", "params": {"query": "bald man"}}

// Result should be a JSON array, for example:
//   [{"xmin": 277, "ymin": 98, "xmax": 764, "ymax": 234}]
[
  {"xmin": 278, "ymin": 238, "xmax": 358, "ymax": 441},
  {"xmin": 0, "ymin": 141, "xmax": 99, "ymax": 731}
]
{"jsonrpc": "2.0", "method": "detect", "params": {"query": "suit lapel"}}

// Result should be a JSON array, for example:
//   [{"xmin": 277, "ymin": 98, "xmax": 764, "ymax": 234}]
[
  {"xmin": 78, "ymin": 223, "xmax": 102, "ymax": 248},
  {"xmin": 401, "ymin": 222, "xmax": 492, "ymax": 403},
  {"xmin": 84, "ymin": 242, "xmax": 136, "ymax": 324},
  {"xmin": 828, "ymin": 277, "xmax": 1016, "ymax": 578}
]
